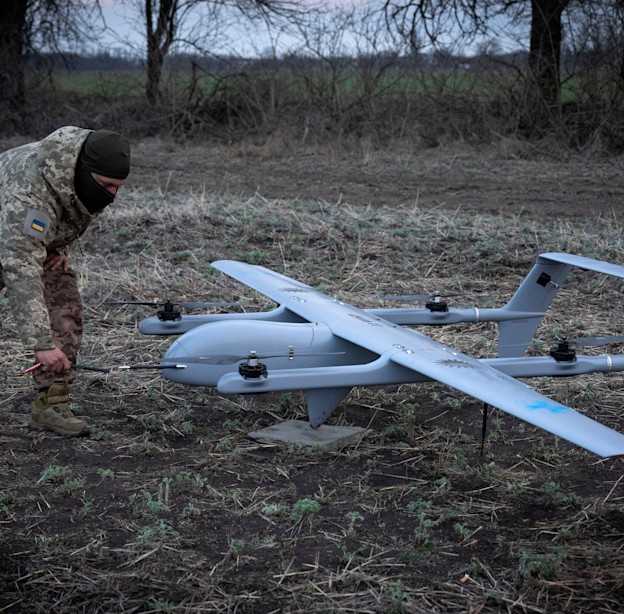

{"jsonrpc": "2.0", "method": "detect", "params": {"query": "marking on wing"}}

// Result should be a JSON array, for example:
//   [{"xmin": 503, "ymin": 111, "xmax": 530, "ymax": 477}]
[
  {"xmin": 436, "ymin": 358, "xmax": 475, "ymax": 368},
  {"xmin": 526, "ymin": 401, "xmax": 569, "ymax": 414}
]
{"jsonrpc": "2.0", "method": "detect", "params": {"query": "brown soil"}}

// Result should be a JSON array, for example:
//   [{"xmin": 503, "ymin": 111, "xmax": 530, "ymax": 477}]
[
  {"xmin": 128, "ymin": 139, "xmax": 624, "ymax": 217},
  {"xmin": 1, "ymin": 139, "xmax": 624, "ymax": 613}
]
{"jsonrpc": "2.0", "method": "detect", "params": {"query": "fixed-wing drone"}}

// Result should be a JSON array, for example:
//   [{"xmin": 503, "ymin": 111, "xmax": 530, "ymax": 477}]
[{"xmin": 138, "ymin": 253, "xmax": 624, "ymax": 458}]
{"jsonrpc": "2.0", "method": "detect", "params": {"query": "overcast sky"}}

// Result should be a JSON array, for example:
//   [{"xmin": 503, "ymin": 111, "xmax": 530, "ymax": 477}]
[
  {"xmin": 95, "ymin": 0, "xmax": 387, "ymax": 58},
  {"xmin": 95, "ymin": 0, "xmax": 523, "ymax": 58}
]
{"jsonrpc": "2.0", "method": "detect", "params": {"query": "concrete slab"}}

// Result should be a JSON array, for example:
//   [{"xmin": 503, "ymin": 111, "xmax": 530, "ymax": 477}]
[{"xmin": 248, "ymin": 420, "xmax": 366, "ymax": 452}]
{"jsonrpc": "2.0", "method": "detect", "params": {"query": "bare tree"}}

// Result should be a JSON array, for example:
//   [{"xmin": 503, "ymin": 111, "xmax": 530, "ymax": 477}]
[
  {"xmin": 383, "ymin": 0, "xmax": 574, "ymax": 125},
  {"xmin": 287, "ymin": 2, "xmax": 401, "ymax": 138},
  {"xmin": 526, "ymin": 0, "xmax": 570, "ymax": 112},
  {"xmin": 138, "ymin": 0, "xmax": 301, "ymax": 103},
  {"xmin": 0, "ymin": 0, "xmax": 28, "ymax": 112},
  {"xmin": 566, "ymin": 0, "xmax": 624, "ymax": 90},
  {"xmin": 0, "ymin": 0, "xmax": 101, "ymax": 125},
  {"xmin": 144, "ymin": 0, "xmax": 179, "ymax": 103}
]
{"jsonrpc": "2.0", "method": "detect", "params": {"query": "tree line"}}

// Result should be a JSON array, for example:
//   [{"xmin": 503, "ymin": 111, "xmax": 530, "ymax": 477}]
[{"xmin": 1, "ymin": 1, "xmax": 623, "ymax": 151}]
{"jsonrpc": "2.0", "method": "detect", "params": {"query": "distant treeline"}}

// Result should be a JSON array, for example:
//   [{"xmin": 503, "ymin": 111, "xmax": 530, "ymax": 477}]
[
  {"xmin": 32, "ymin": 48, "xmax": 609, "ymax": 75},
  {"xmin": 7, "ymin": 48, "xmax": 624, "ymax": 155}
]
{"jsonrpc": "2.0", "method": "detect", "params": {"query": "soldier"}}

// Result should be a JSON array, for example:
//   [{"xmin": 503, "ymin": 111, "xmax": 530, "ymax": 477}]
[{"xmin": 0, "ymin": 126, "xmax": 131, "ymax": 436}]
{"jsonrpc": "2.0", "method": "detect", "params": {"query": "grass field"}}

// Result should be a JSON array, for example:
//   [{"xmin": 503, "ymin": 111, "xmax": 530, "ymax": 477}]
[
  {"xmin": 52, "ymin": 68, "xmax": 595, "ymax": 100},
  {"xmin": 1, "ymin": 143, "xmax": 623, "ymax": 612}
]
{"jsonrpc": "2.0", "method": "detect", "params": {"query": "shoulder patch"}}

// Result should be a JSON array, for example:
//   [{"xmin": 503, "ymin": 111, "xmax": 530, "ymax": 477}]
[{"xmin": 23, "ymin": 209, "xmax": 52, "ymax": 241}]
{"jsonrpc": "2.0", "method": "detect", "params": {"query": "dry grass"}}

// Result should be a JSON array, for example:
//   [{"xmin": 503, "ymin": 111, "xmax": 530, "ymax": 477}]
[{"xmin": 1, "ymin": 181, "xmax": 624, "ymax": 613}]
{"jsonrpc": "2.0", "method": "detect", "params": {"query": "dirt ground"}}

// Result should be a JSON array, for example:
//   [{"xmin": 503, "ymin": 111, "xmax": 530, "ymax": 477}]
[
  {"xmin": 128, "ymin": 138, "xmax": 624, "ymax": 218},
  {"xmin": 1, "ymin": 139, "xmax": 624, "ymax": 613}
]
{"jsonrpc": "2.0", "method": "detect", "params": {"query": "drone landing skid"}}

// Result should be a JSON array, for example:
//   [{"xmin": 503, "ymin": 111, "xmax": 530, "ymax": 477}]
[{"xmin": 306, "ymin": 387, "xmax": 352, "ymax": 428}]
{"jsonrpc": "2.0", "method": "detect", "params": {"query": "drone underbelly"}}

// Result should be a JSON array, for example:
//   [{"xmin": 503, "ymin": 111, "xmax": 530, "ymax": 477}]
[{"xmin": 161, "ymin": 320, "xmax": 376, "ymax": 385}]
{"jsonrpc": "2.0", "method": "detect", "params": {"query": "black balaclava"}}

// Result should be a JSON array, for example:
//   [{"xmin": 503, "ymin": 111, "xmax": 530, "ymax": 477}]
[{"xmin": 74, "ymin": 130, "xmax": 131, "ymax": 214}]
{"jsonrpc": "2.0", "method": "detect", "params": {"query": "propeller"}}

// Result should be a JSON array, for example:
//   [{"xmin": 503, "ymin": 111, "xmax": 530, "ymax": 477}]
[
  {"xmin": 569, "ymin": 335, "xmax": 624, "ymax": 347},
  {"xmin": 379, "ymin": 291, "xmax": 464, "ymax": 302},
  {"xmin": 547, "ymin": 334, "xmax": 624, "ymax": 363},
  {"xmin": 105, "ymin": 298, "xmax": 243, "ymax": 322},
  {"xmin": 22, "ymin": 362, "xmax": 187, "ymax": 375},
  {"xmin": 106, "ymin": 299, "xmax": 241, "ymax": 309},
  {"xmin": 380, "ymin": 290, "xmax": 464, "ymax": 314},
  {"xmin": 164, "ymin": 349, "xmax": 346, "ymax": 366}
]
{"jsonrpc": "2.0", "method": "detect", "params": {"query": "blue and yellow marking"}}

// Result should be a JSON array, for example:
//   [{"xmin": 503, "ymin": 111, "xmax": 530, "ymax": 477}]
[{"xmin": 31, "ymin": 219, "xmax": 46, "ymax": 232}]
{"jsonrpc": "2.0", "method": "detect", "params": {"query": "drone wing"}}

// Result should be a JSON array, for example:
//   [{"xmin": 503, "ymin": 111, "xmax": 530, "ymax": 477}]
[{"xmin": 212, "ymin": 260, "xmax": 624, "ymax": 458}]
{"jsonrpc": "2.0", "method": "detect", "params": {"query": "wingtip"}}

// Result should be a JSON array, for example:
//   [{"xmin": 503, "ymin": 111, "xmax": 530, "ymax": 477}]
[{"xmin": 603, "ymin": 454, "xmax": 624, "ymax": 461}]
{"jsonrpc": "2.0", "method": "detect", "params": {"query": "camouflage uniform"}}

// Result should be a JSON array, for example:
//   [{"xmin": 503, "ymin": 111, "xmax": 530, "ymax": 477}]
[{"xmin": 0, "ymin": 126, "xmax": 96, "ymax": 433}]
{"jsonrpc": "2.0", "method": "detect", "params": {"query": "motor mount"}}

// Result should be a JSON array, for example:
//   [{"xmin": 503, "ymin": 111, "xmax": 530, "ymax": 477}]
[
  {"xmin": 157, "ymin": 300, "xmax": 182, "ymax": 322},
  {"xmin": 425, "ymin": 293, "xmax": 449, "ymax": 313},
  {"xmin": 550, "ymin": 340, "xmax": 576, "ymax": 363},
  {"xmin": 239, "ymin": 351, "xmax": 268, "ymax": 379}
]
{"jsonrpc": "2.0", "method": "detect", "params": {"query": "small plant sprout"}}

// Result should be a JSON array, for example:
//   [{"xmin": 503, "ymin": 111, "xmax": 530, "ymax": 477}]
[
  {"xmin": 345, "ymin": 511, "xmax": 364, "ymax": 535},
  {"xmin": 291, "ymin": 498, "xmax": 321, "ymax": 522},
  {"xmin": 261, "ymin": 503, "xmax": 282, "ymax": 517},
  {"xmin": 37, "ymin": 465, "xmax": 71, "ymax": 485},
  {"xmin": 97, "ymin": 468, "xmax": 115, "ymax": 481},
  {"xmin": 290, "ymin": 498, "xmax": 322, "ymax": 534},
  {"xmin": 77, "ymin": 498, "xmax": 94, "ymax": 518},
  {"xmin": 519, "ymin": 547, "xmax": 569, "ymax": 580},
  {"xmin": 228, "ymin": 537, "xmax": 246, "ymax": 559},
  {"xmin": 137, "ymin": 520, "xmax": 177, "ymax": 547},
  {"xmin": 539, "ymin": 481, "xmax": 582, "ymax": 507},
  {"xmin": 433, "ymin": 477, "xmax": 452, "ymax": 494},
  {"xmin": 181, "ymin": 503, "xmax": 201, "ymax": 521},
  {"xmin": 62, "ymin": 476, "xmax": 86, "ymax": 497},
  {"xmin": 129, "ymin": 489, "xmax": 169, "ymax": 516}
]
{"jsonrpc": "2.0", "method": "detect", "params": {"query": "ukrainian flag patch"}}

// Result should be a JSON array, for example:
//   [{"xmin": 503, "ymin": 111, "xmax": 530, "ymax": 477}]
[
  {"xmin": 31, "ymin": 219, "xmax": 46, "ymax": 232},
  {"xmin": 23, "ymin": 209, "xmax": 52, "ymax": 241}
]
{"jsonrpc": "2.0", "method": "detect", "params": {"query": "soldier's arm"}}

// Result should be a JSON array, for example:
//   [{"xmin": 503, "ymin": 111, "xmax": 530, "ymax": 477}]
[{"xmin": 0, "ymin": 198, "xmax": 58, "ymax": 352}]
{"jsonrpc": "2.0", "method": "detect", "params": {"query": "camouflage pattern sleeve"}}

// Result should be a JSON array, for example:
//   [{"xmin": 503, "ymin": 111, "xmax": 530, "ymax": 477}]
[
  {"xmin": 0, "ymin": 193, "xmax": 56, "ymax": 351},
  {"xmin": 0, "ymin": 126, "xmax": 94, "ymax": 353}
]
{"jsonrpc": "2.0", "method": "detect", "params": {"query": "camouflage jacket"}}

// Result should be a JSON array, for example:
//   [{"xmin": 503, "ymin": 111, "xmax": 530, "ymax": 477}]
[{"xmin": 0, "ymin": 126, "xmax": 95, "ymax": 351}]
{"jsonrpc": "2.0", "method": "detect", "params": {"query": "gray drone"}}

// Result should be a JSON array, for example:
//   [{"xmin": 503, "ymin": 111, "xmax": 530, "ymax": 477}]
[{"xmin": 138, "ymin": 252, "xmax": 624, "ymax": 458}]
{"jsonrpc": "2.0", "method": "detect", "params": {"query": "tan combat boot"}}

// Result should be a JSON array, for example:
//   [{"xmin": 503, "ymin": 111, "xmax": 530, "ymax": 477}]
[{"xmin": 31, "ymin": 383, "xmax": 90, "ymax": 437}]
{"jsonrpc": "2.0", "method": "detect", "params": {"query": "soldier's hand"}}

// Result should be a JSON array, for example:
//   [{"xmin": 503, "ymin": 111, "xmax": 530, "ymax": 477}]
[
  {"xmin": 35, "ymin": 348, "xmax": 71, "ymax": 373},
  {"xmin": 43, "ymin": 251, "xmax": 69, "ymax": 271}
]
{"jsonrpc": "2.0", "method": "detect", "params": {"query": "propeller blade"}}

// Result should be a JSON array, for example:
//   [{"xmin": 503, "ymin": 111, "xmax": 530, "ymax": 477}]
[
  {"xmin": 22, "ymin": 362, "xmax": 187, "ymax": 375},
  {"xmin": 176, "ymin": 301, "xmax": 242, "ymax": 309},
  {"xmin": 72, "ymin": 363, "xmax": 188, "ymax": 372},
  {"xmin": 165, "ymin": 354, "xmax": 257, "ymax": 365},
  {"xmin": 379, "ymin": 294, "xmax": 431, "ymax": 302},
  {"xmin": 165, "ymin": 350, "xmax": 346, "ymax": 366},
  {"xmin": 105, "ymin": 300, "xmax": 241, "ymax": 308},
  {"xmin": 570, "ymin": 335, "xmax": 624, "ymax": 347},
  {"xmin": 380, "ymin": 292, "xmax": 464, "ymax": 302},
  {"xmin": 105, "ymin": 301, "xmax": 163, "ymax": 307}
]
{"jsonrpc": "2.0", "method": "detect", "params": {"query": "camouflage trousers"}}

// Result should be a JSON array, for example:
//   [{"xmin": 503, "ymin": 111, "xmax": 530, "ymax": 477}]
[{"xmin": 0, "ymin": 266, "xmax": 83, "ymax": 390}]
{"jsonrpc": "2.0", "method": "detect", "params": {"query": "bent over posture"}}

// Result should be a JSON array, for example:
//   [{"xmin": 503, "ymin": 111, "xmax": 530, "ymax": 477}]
[{"xmin": 0, "ymin": 126, "xmax": 131, "ymax": 436}]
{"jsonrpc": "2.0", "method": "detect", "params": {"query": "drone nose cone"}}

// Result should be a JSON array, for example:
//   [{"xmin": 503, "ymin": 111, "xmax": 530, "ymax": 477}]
[{"xmin": 162, "ymin": 338, "xmax": 190, "ymax": 361}]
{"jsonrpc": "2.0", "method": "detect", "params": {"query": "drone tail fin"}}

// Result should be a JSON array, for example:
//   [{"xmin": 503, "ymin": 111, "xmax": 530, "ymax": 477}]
[
  {"xmin": 497, "ymin": 254, "xmax": 573, "ymax": 358},
  {"xmin": 498, "ymin": 252, "xmax": 624, "ymax": 358}
]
